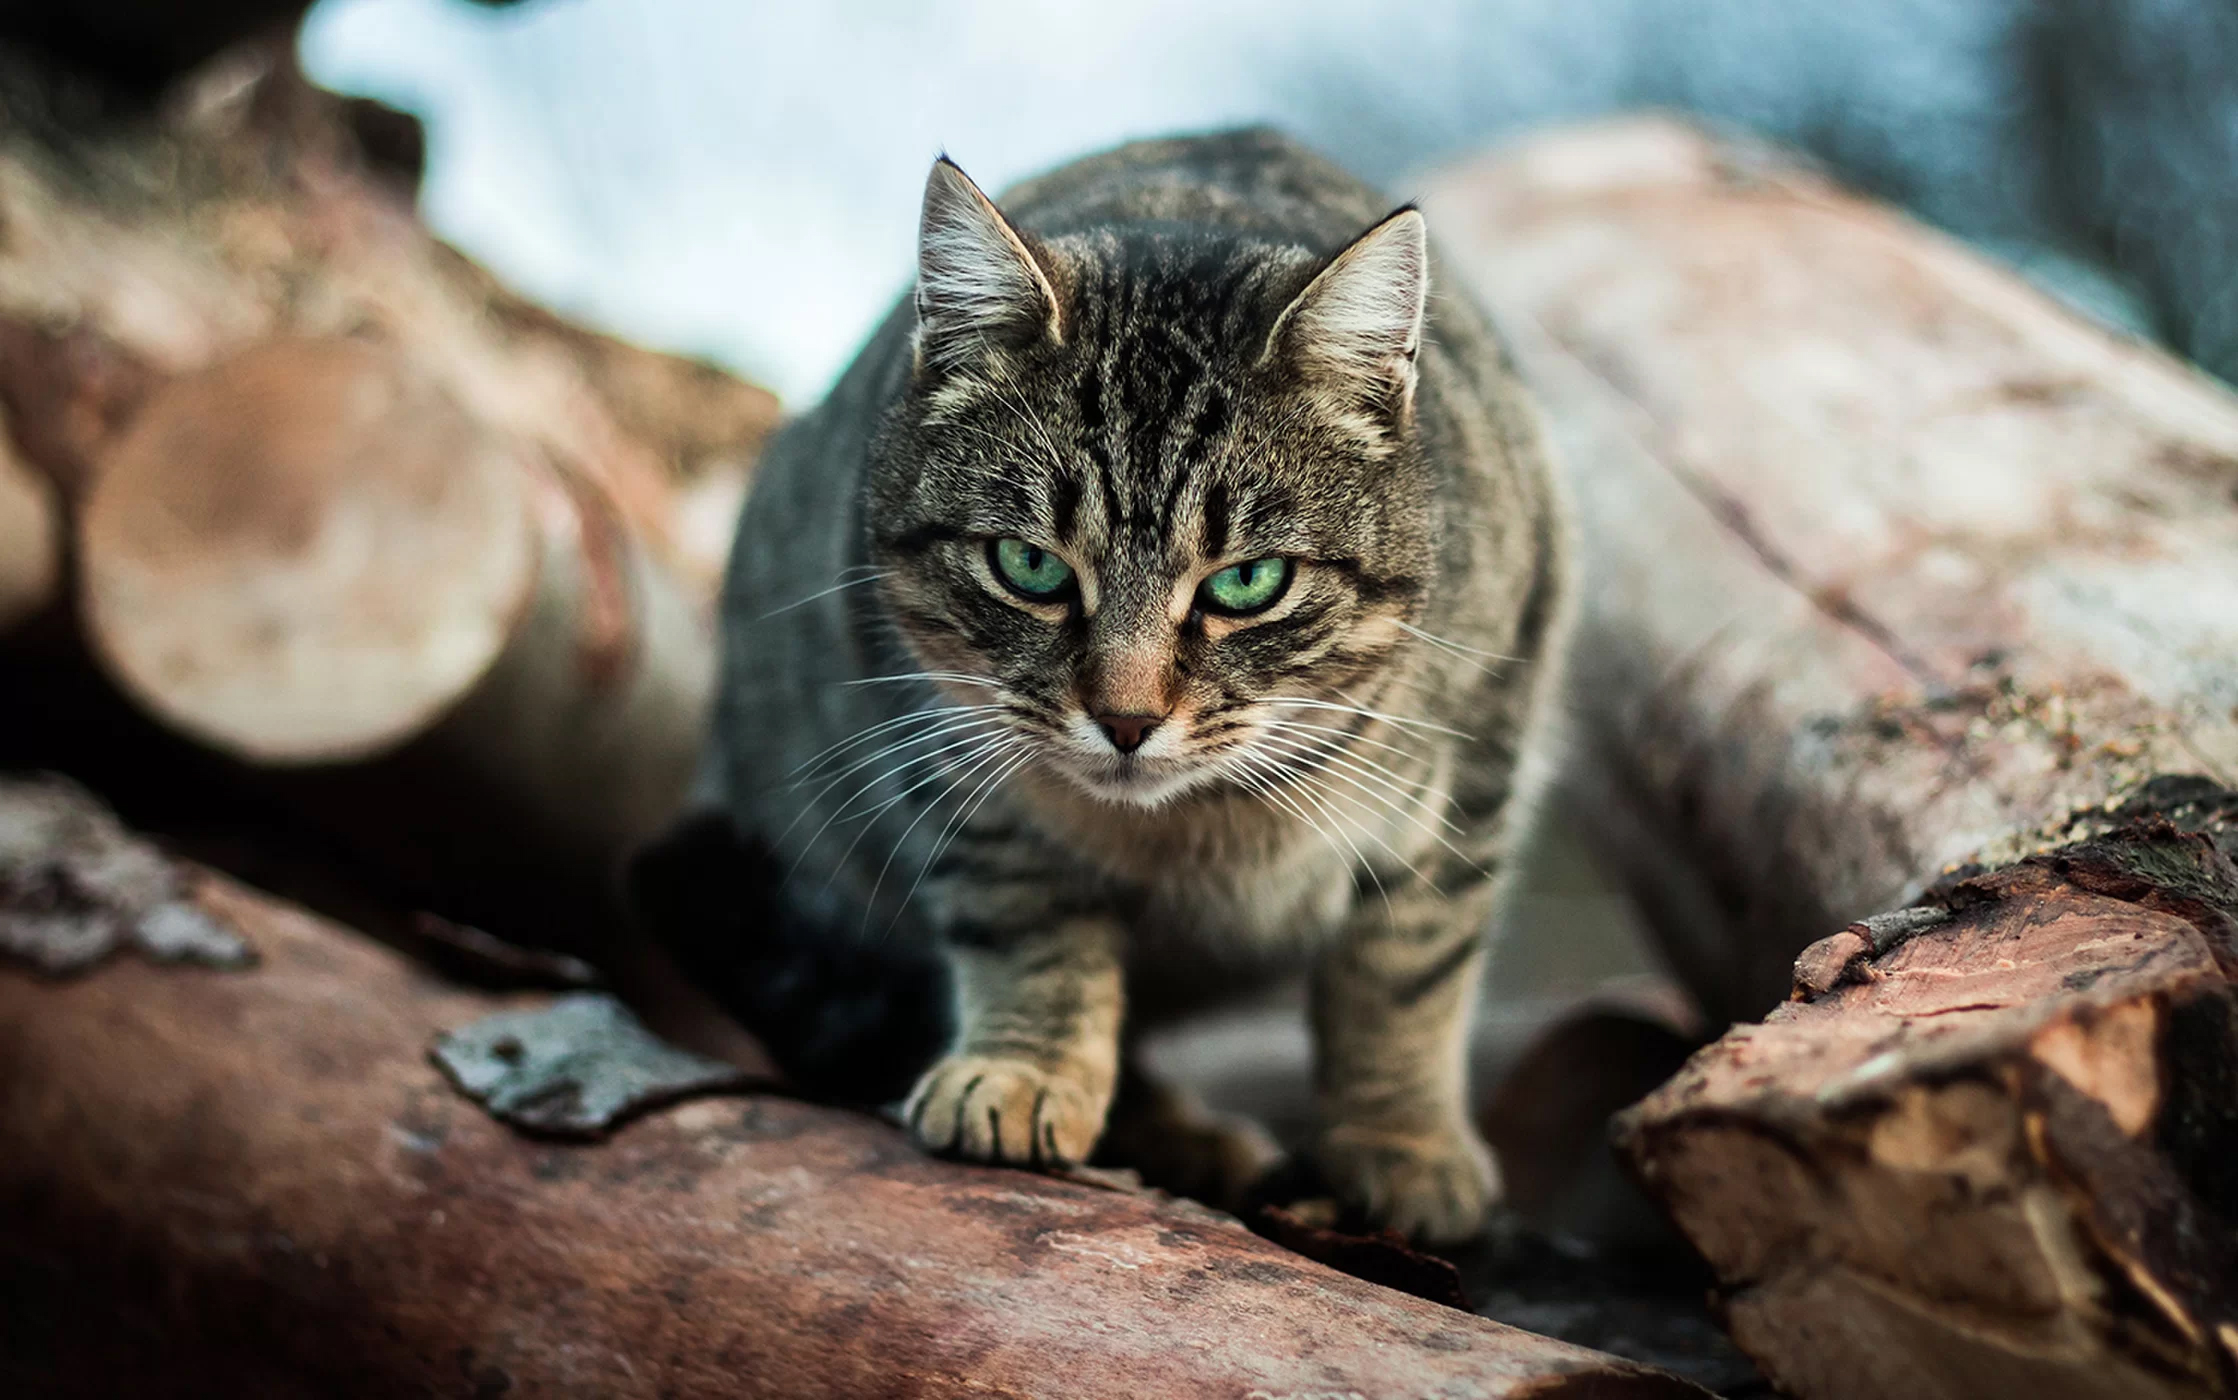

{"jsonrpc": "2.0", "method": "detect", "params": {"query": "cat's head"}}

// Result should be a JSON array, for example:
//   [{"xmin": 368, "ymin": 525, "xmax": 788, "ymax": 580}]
[{"xmin": 866, "ymin": 156, "xmax": 1435, "ymax": 809}]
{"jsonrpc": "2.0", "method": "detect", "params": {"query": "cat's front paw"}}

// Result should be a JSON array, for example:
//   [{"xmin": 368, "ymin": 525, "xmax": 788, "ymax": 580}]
[
  {"xmin": 905, "ymin": 1055, "xmax": 1111, "ymax": 1166},
  {"xmin": 1314, "ymin": 1121, "xmax": 1502, "ymax": 1246}
]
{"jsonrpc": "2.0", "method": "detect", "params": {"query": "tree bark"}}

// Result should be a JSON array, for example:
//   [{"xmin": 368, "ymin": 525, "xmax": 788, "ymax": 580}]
[
  {"xmin": 1423, "ymin": 118, "xmax": 2238, "ymax": 1399},
  {"xmin": 0, "ymin": 777, "xmax": 1705, "ymax": 1400}
]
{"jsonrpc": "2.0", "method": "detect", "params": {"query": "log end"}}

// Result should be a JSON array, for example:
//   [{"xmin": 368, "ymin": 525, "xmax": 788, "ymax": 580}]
[{"xmin": 76, "ymin": 336, "xmax": 537, "ymax": 764}]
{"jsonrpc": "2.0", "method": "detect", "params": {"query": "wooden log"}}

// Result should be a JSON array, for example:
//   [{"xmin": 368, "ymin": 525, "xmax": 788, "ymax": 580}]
[
  {"xmin": 75, "ymin": 334, "xmax": 710, "ymax": 868},
  {"xmin": 1423, "ymin": 119, "xmax": 2238, "ymax": 1398},
  {"xmin": 0, "ymin": 778, "xmax": 1705, "ymax": 1399},
  {"xmin": 1424, "ymin": 117, "xmax": 2238, "ymax": 1023},
  {"xmin": 1621, "ymin": 799, "xmax": 2238, "ymax": 1400}
]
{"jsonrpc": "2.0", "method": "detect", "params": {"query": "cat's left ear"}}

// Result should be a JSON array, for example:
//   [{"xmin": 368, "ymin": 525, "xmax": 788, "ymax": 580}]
[
  {"xmin": 1265, "ymin": 207, "xmax": 1428, "ymax": 418},
  {"xmin": 913, "ymin": 156, "xmax": 1064, "ymax": 377}
]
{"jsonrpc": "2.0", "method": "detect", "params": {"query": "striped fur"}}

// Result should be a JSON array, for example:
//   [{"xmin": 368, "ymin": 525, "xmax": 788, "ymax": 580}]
[{"xmin": 714, "ymin": 129, "xmax": 1569, "ymax": 1243}]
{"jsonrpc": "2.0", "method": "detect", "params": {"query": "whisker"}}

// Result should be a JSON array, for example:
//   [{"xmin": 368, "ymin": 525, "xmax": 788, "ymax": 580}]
[
  {"xmin": 1252, "ymin": 727, "xmax": 1466, "ymax": 837},
  {"xmin": 755, "ymin": 569, "xmax": 892, "ymax": 622},
  {"xmin": 1253, "ymin": 730, "xmax": 1479, "ymax": 866},
  {"xmin": 842, "ymin": 671, "xmax": 1004, "ymax": 691},
  {"xmin": 889, "ymin": 746, "xmax": 1037, "ymax": 935},
  {"xmin": 1394, "ymin": 619, "xmax": 1520, "ymax": 669},
  {"xmin": 821, "ymin": 731, "xmax": 1021, "ymax": 880},
  {"xmin": 773, "ymin": 715, "xmax": 1007, "ymax": 854},
  {"xmin": 858, "ymin": 738, "xmax": 1023, "ymax": 932},
  {"xmin": 789, "ymin": 711, "xmax": 1006, "ymax": 797},
  {"xmin": 787, "ymin": 703, "xmax": 1004, "ymax": 781},
  {"xmin": 1234, "ymin": 747, "xmax": 1399, "ymax": 926},
  {"xmin": 1255, "ymin": 716, "xmax": 1434, "ymax": 766},
  {"xmin": 1263, "ymin": 695, "xmax": 1474, "ymax": 741}
]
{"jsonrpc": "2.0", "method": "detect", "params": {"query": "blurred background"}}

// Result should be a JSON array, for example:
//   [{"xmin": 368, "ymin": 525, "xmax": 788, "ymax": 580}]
[{"xmin": 287, "ymin": 0, "xmax": 2238, "ymax": 406}]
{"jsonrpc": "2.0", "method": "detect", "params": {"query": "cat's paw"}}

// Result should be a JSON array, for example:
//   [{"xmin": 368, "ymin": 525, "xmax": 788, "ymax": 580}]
[
  {"xmin": 1313, "ymin": 1121, "xmax": 1502, "ymax": 1246},
  {"xmin": 905, "ymin": 1055, "xmax": 1110, "ymax": 1166}
]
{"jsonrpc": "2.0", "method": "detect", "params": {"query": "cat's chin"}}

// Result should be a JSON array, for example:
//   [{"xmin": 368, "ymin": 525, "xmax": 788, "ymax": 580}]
[{"xmin": 1052, "ymin": 758, "xmax": 1214, "ymax": 810}]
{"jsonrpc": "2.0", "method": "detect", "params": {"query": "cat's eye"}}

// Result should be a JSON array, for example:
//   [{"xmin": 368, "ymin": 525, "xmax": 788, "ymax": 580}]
[
  {"xmin": 990, "ymin": 537, "xmax": 1075, "ymax": 600},
  {"xmin": 1199, "ymin": 557, "xmax": 1292, "ymax": 615}
]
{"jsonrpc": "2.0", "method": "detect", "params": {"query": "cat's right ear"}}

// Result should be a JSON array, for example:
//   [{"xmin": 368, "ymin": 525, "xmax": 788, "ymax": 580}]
[{"xmin": 913, "ymin": 157, "xmax": 1064, "ymax": 377}]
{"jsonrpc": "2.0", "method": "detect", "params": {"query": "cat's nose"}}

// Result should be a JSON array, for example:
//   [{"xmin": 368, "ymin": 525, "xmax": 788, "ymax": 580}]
[{"xmin": 1095, "ymin": 712, "xmax": 1161, "ymax": 754}]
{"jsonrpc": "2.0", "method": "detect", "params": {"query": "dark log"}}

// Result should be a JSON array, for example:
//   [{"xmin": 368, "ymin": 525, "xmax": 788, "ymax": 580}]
[
  {"xmin": 1424, "ymin": 118, "xmax": 2238, "ymax": 1399},
  {"xmin": 0, "ymin": 777, "xmax": 1705, "ymax": 1399}
]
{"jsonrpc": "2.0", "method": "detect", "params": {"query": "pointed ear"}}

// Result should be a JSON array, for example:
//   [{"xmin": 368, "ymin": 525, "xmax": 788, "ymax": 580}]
[
  {"xmin": 1264, "ymin": 207, "xmax": 1428, "ymax": 416},
  {"xmin": 913, "ymin": 157, "xmax": 1063, "ymax": 375}
]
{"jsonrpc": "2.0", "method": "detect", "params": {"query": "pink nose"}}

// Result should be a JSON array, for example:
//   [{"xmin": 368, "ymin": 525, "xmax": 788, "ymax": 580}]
[{"xmin": 1096, "ymin": 712, "xmax": 1161, "ymax": 754}]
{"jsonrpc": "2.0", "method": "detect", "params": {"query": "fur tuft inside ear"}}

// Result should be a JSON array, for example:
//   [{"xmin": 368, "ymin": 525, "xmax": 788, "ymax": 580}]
[
  {"xmin": 914, "ymin": 157, "xmax": 1063, "ymax": 375},
  {"xmin": 1266, "ymin": 207, "xmax": 1428, "ymax": 414}
]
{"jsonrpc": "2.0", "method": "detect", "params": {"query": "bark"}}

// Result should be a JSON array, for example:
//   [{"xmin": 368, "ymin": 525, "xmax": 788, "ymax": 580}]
[
  {"xmin": 1424, "ymin": 119, "xmax": 2238, "ymax": 1399},
  {"xmin": 1615, "ymin": 796, "xmax": 2238, "ymax": 1400},
  {"xmin": 0, "ymin": 777, "xmax": 1704, "ymax": 1400}
]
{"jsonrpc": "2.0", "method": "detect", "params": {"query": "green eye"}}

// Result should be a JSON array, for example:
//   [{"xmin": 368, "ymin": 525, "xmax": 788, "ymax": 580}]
[
  {"xmin": 1200, "ymin": 557, "xmax": 1292, "ymax": 615},
  {"xmin": 990, "ymin": 537, "xmax": 1075, "ymax": 599}
]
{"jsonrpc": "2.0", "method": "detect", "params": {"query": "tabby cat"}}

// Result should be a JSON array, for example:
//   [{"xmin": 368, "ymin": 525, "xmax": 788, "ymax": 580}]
[{"xmin": 713, "ymin": 129, "xmax": 1567, "ymax": 1243}]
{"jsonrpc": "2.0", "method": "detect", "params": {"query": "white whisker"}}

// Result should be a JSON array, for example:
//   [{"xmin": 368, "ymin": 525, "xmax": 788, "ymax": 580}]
[
  {"xmin": 787, "ymin": 703, "xmax": 1004, "ymax": 781},
  {"xmin": 1394, "ymin": 619, "xmax": 1519, "ymax": 668},
  {"xmin": 890, "ymin": 746, "xmax": 1037, "ymax": 935},
  {"xmin": 756, "ymin": 569, "xmax": 892, "ymax": 622},
  {"xmin": 859, "ymin": 738, "xmax": 1023, "ymax": 932},
  {"xmin": 1263, "ymin": 694, "xmax": 1474, "ymax": 741},
  {"xmin": 843, "ymin": 671, "xmax": 1003, "ymax": 691}
]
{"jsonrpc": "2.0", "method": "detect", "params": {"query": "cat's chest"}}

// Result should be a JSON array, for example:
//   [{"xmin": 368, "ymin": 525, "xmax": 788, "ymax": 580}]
[
  {"xmin": 1071, "ymin": 807, "xmax": 1358, "ymax": 957},
  {"xmin": 1135, "ymin": 850, "xmax": 1353, "ymax": 954}
]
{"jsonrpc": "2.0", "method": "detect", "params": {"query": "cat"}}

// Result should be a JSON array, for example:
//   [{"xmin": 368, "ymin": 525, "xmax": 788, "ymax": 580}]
[{"xmin": 708, "ymin": 128, "xmax": 1568, "ymax": 1243}]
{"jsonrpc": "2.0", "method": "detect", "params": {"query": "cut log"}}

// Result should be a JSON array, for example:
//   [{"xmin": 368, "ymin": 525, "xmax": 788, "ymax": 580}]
[
  {"xmin": 1621, "ymin": 797, "xmax": 2238, "ymax": 1400},
  {"xmin": 76, "ymin": 334, "xmax": 711, "ymax": 866},
  {"xmin": 0, "ymin": 778, "xmax": 1705, "ymax": 1399},
  {"xmin": 1423, "ymin": 119, "xmax": 2238, "ymax": 1399}
]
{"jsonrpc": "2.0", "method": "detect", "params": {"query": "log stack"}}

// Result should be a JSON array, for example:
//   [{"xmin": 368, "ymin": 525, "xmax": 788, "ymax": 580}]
[
  {"xmin": 0, "ymin": 36, "xmax": 779, "ymax": 939},
  {"xmin": 1426, "ymin": 119, "xmax": 2238, "ymax": 1398}
]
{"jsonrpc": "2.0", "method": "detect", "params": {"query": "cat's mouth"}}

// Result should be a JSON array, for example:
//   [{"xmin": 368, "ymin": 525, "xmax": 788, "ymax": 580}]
[{"xmin": 1049, "ymin": 716, "xmax": 1211, "ymax": 808}]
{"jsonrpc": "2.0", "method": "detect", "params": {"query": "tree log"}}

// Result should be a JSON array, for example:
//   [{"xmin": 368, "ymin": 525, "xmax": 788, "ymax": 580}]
[
  {"xmin": 1423, "ymin": 119, "xmax": 2238, "ymax": 1398},
  {"xmin": 0, "ymin": 778, "xmax": 1704, "ymax": 1399},
  {"xmin": 1425, "ymin": 117, "xmax": 2238, "ymax": 1023}
]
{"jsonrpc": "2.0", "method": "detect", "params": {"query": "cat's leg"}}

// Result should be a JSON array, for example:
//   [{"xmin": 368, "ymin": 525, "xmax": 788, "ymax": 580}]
[
  {"xmin": 905, "ymin": 915, "xmax": 1124, "ymax": 1166},
  {"xmin": 1309, "ymin": 881, "xmax": 1500, "ymax": 1244},
  {"xmin": 1096, "ymin": 1059, "xmax": 1281, "ymax": 1209}
]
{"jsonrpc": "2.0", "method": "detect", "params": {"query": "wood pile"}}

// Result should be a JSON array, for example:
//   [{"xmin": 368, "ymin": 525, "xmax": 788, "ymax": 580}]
[{"xmin": 0, "ymin": 35, "xmax": 777, "ymax": 945}]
